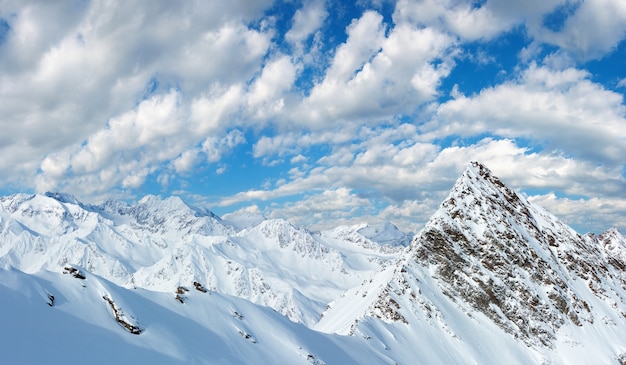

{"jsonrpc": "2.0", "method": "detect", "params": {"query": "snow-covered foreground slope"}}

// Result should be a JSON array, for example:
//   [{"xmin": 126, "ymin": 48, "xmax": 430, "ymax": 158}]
[
  {"xmin": 0, "ymin": 268, "xmax": 397, "ymax": 364},
  {"xmin": 2, "ymin": 162, "xmax": 626, "ymax": 364}
]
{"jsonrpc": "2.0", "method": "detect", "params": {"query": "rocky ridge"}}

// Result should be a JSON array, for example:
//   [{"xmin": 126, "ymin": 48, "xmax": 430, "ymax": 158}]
[{"xmin": 359, "ymin": 161, "xmax": 626, "ymax": 347}]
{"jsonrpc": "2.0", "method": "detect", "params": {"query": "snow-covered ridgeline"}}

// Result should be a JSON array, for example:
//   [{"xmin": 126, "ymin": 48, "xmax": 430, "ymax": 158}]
[{"xmin": 0, "ymin": 192, "xmax": 403, "ymax": 325}]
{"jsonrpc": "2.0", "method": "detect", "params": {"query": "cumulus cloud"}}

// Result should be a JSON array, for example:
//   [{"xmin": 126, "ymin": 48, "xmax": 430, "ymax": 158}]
[
  {"xmin": 285, "ymin": 0, "xmax": 328, "ymax": 47},
  {"xmin": 528, "ymin": 193, "xmax": 626, "ymax": 233},
  {"xmin": 393, "ymin": 0, "xmax": 563, "ymax": 40},
  {"xmin": 246, "ymin": 56, "xmax": 297, "ymax": 120},
  {"xmin": 393, "ymin": 0, "xmax": 626, "ymax": 60},
  {"xmin": 202, "ymin": 130, "xmax": 246, "ymax": 163},
  {"xmin": 221, "ymin": 133, "xmax": 626, "ymax": 233},
  {"xmin": 1, "ymin": 0, "xmax": 625, "ymax": 234},
  {"xmin": 0, "ymin": 0, "xmax": 275, "ymax": 197},
  {"xmin": 423, "ymin": 63, "xmax": 626, "ymax": 166},
  {"xmin": 294, "ymin": 11, "xmax": 455, "ymax": 127},
  {"xmin": 531, "ymin": 0, "xmax": 626, "ymax": 60},
  {"xmin": 265, "ymin": 188, "xmax": 374, "ymax": 230}
]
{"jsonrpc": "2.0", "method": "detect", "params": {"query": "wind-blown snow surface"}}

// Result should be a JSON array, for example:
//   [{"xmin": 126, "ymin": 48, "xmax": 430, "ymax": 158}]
[{"xmin": 2, "ymin": 163, "xmax": 626, "ymax": 364}]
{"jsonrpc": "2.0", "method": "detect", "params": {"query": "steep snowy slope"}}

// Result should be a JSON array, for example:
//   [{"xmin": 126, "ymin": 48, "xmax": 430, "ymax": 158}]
[
  {"xmin": 0, "ymin": 267, "xmax": 401, "ymax": 365},
  {"xmin": 319, "ymin": 161, "xmax": 626, "ymax": 363}
]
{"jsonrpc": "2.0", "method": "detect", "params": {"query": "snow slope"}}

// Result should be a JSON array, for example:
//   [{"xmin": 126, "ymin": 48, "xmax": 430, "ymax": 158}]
[
  {"xmin": 2, "ymin": 161, "xmax": 626, "ymax": 364},
  {"xmin": 0, "ymin": 268, "xmax": 398, "ymax": 364}
]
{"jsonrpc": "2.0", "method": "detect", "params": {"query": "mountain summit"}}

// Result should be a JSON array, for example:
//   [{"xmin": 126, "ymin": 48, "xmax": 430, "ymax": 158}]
[
  {"xmin": 1, "ymin": 162, "xmax": 625, "ymax": 364},
  {"xmin": 319, "ymin": 161, "xmax": 626, "ymax": 362},
  {"xmin": 409, "ymin": 161, "xmax": 625, "ymax": 344}
]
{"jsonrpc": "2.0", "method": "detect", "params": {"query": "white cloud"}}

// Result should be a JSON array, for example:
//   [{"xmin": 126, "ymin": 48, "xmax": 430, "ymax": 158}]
[
  {"xmin": 202, "ymin": 130, "xmax": 246, "ymax": 163},
  {"xmin": 0, "ymin": 0, "xmax": 275, "ymax": 197},
  {"xmin": 190, "ymin": 85, "xmax": 244, "ymax": 136},
  {"xmin": 294, "ymin": 11, "xmax": 455, "ymax": 127},
  {"xmin": 220, "ymin": 134, "xmax": 626, "ymax": 232},
  {"xmin": 73, "ymin": 90, "xmax": 183, "ymax": 174},
  {"xmin": 290, "ymin": 154, "xmax": 308, "ymax": 164},
  {"xmin": 173, "ymin": 149, "xmax": 200, "ymax": 174},
  {"xmin": 393, "ymin": 0, "xmax": 514, "ymax": 40},
  {"xmin": 216, "ymin": 165, "xmax": 227, "ymax": 175},
  {"xmin": 1, "ymin": 0, "xmax": 625, "ymax": 235},
  {"xmin": 528, "ymin": 193, "xmax": 626, "ymax": 233},
  {"xmin": 393, "ymin": 0, "xmax": 570, "ymax": 41},
  {"xmin": 393, "ymin": 0, "xmax": 626, "ymax": 60},
  {"xmin": 285, "ymin": 0, "xmax": 328, "ymax": 47},
  {"xmin": 532, "ymin": 0, "xmax": 626, "ymax": 60},
  {"xmin": 37, "ymin": 89, "xmax": 183, "ymax": 189},
  {"xmin": 246, "ymin": 56, "xmax": 297, "ymax": 119},
  {"xmin": 265, "ymin": 188, "xmax": 373, "ymax": 230},
  {"xmin": 327, "ymin": 11, "xmax": 386, "ymax": 81},
  {"xmin": 378, "ymin": 199, "xmax": 444, "ymax": 233},
  {"xmin": 423, "ymin": 63, "xmax": 626, "ymax": 166}
]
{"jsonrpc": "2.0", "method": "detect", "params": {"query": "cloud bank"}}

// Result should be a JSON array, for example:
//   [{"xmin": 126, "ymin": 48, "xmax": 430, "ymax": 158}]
[{"xmin": 1, "ymin": 0, "xmax": 625, "ymax": 233}]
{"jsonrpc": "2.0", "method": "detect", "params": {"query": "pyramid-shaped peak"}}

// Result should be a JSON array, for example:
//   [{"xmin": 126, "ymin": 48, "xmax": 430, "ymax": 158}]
[
  {"xmin": 444, "ymin": 161, "xmax": 521, "ymax": 214},
  {"xmin": 468, "ymin": 160, "xmax": 491, "ymax": 174},
  {"xmin": 386, "ymin": 161, "xmax": 620, "ymax": 347},
  {"xmin": 599, "ymin": 227, "xmax": 624, "ymax": 241},
  {"xmin": 138, "ymin": 194, "xmax": 184, "ymax": 207},
  {"xmin": 461, "ymin": 161, "xmax": 504, "ymax": 185}
]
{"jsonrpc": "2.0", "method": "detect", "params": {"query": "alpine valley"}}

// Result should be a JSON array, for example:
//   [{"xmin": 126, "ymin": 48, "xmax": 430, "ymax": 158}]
[{"xmin": 1, "ymin": 162, "xmax": 625, "ymax": 364}]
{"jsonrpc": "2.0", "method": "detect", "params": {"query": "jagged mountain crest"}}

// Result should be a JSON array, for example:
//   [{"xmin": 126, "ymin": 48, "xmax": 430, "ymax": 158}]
[
  {"xmin": 344, "ymin": 161, "xmax": 626, "ymax": 347},
  {"xmin": 120, "ymin": 194, "xmax": 232, "ymax": 236}
]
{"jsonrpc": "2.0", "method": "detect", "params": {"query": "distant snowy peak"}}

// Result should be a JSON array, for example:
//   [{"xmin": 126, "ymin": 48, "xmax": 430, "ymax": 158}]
[
  {"xmin": 2, "ymin": 164, "xmax": 626, "ymax": 364},
  {"xmin": 221, "ymin": 211, "xmax": 266, "ymax": 230},
  {"xmin": 119, "ymin": 195, "xmax": 232, "ymax": 236},
  {"xmin": 247, "ymin": 219, "xmax": 333, "ymax": 259},
  {"xmin": 598, "ymin": 227, "xmax": 626, "ymax": 254},
  {"xmin": 0, "ymin": 191, "xmax": 403, "ymax": 327},
  {"xmin": 323, "ymin": 222, "xmax": 411, "ymax": 253},
  {"xmin": 44, "ymin": 191, "xmax": 81, "ymax": 205},
  {"xmin": 357, "ymin": 222, "xmax": 412, "ymax": 248},
  {"xmin": 594, "ymin": 228, "xmax": 626, "ymax": 277},
  {"xmin": 0, "ymin": 192, "xmax": 99, "ymax": 236}
]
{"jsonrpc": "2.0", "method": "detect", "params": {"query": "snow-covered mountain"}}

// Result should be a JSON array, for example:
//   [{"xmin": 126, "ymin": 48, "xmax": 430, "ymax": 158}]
[
  {"xmin": 0, "ymin": 192, "xmax": 400, "ymax": 327},
  {"xmin": 2, "ymin": 161, "xmax": 625, "ymax": 364},
  {"xmin": 317, "ymin": 162, "xmax": 626, "ymax": 363}
]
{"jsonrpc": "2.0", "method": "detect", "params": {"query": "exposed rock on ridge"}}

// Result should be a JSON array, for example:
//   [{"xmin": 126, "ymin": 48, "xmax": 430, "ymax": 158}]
[{"xmin": 368, "ymin": 161, "xmax": 626, "ymax": 347}]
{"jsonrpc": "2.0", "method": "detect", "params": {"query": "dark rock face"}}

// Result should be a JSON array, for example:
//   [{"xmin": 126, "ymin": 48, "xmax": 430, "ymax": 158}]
[{"xmin": 372, "ymin": 161, "xmax": 626, "ymax": 347}]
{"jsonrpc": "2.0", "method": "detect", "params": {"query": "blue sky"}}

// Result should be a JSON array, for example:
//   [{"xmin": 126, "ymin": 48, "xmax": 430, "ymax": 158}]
[{"xmin": 0, "ymin": 0, "xmax": 625, "ymax": 234}]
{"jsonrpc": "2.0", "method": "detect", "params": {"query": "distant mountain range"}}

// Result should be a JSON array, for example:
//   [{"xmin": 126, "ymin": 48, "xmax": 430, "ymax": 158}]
[{"xmin": 1, "ymin": 161, "xmax": 624, "ymax": 364}]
